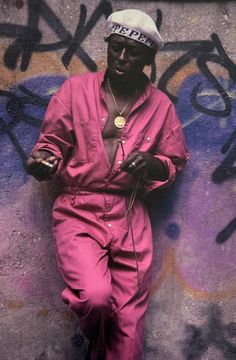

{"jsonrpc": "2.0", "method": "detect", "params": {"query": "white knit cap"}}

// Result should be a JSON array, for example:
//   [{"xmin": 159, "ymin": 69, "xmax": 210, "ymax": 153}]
[{"xmin": 105, "ymin": 9, "xmax": 164, "ymax": 51}]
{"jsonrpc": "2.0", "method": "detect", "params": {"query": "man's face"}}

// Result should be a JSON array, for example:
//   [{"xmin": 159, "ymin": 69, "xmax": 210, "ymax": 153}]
[{"xmin": 107, "ymin": 34, "xmax": 152, "ymax": 83}]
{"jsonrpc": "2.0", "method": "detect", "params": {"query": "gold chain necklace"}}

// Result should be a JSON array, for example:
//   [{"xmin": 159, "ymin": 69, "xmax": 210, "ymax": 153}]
[{"xmin": 107, "ymin": 78, "xmax": 133, "ymax": 129}]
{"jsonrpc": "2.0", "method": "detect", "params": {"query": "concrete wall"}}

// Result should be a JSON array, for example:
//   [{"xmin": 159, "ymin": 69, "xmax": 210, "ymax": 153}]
[{"xmin": 0, "ymin": 1, "xmax": 235, "ymax": 359}]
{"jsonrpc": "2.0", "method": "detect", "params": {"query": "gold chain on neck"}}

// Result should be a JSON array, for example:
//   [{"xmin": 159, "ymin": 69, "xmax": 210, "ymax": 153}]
[
  {"xmin": 108, "ymin": 78, "xmax": 134, "ymax": 115},
  {"xmin": 107, "ymin": 78, "xmax": 136, "ymax": 129}
]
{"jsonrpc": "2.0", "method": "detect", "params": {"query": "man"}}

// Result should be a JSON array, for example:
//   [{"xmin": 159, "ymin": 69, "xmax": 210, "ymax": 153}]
[{"xmin": 27, "ymin": 9, "xmax": 189, "ymax": 360}]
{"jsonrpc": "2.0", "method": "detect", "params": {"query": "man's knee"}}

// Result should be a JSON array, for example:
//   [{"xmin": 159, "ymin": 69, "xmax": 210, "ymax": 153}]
[
  {"xmin": 63, "ymin": 281, "xmax": 112, "ymax": 312},
  {"xmin": 84, "ymin": 283, "xmax": 112, "ymax": 310}
]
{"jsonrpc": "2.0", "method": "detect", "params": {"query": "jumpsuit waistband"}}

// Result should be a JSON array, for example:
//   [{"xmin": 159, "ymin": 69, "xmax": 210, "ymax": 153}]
[{"xmin": 62, "ymin": 186, "xmax": 135, "ymax": 197}]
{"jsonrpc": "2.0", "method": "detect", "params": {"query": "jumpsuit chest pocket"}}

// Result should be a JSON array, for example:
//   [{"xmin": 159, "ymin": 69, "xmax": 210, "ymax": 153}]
[{"xmin": 73, "ymin": 122, "xmax": 98, "ymax": 163}]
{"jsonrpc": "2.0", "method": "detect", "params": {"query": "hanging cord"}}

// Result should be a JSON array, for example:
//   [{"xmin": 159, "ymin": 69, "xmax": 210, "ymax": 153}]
[
  {"xmin": 124, "ymin": 178, "xmax": 140, "ymax": 217},
  {"xmin": 125, "ymin": 176, "xmax": 141, "ymax": 295},
  {"xmin": 119, "ymin": 139, "xmax": 140, "ymax": 217},
  {"xmin": 128, "ymin": 209, "xmax": 141, "ymax": 295},
  {"xmin": 120, "ymin": 139, "xmax": 141, "ymax": 294}
]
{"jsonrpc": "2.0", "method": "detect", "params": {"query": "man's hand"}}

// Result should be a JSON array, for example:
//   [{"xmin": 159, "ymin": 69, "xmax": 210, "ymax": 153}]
[
  {"xmin": 26, "ymin": 150, "xmax": 58, "ymax": 181},
  {"xmin": 121, "ymin": 151, "xmax": 168, "ymax": 181}
]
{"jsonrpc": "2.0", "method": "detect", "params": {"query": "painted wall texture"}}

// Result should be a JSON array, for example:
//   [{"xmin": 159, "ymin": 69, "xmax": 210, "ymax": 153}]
[{"xmin": 0, "ymin": 1, "xmax": 235, "ymax": 359}]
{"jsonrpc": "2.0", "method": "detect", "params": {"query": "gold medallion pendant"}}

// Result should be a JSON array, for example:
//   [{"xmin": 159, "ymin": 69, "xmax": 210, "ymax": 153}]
[{"xmin": 114, "ymin": 116, "xmax": 126, "ymax": 129}]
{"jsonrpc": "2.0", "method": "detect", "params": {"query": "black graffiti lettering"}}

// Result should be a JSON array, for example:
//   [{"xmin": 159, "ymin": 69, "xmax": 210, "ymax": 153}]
[
  {"xmin": 212, "ymin": 127, "xmax": 236, "ymax": 184},
  {"xmin": 158, "ymin": 40, "xmax": 214, "ymax": 103},
  {"xmin": 216, "ymin": 218, "xmax": 236, "ymax": 244},
  {"xmin": 212, "ymin": 142, "xmax": 236, "ymax": 184},
  {"xmin": 212, "ymin": 123, "xmax": 236, "ymax": 243},
  {"xmin": 1, "ymin": 0, "xmax": 112, "ymax": 71},
  {"xmin": 212, "ymin": 127, "xmax": 236, "ymax": 243},
  {"xmin": 221, "ymin": 128, "xmax": 236, "ymax": 155},
  {"xmin": 159, "ymin": 33, "xmax": 236, "ymax": 118},
  {"xmin": 62, "ymin": 1, "xmax": 112, "ymax": 69},
  {"xmin": 183, "ymin": 305, "xmax": 236, "ymax": 360},
  {"xmin": 0, "ymin": 87, "xmax": 48, "ymax": 165},
  {"xmin": 0, "ymin": 23, "xmax": 41, "ymax": 40},
  {"xmin": 2, "ymin": 2, "xmax": 235, "ymax": 120},
  {"xmin": 191, "ymin": 33, "xmax": 236, "ymax": 117},
  {"xmin": 0, "ymin": 22, "xmax": 42, "ymax": 70},
  {"xmin": 0, "ymin": 86, "xmax": 47, "ymax": 127},
  {"xmin": 0, "ymin": 116, "xmax": 28, "ymax": 163}
]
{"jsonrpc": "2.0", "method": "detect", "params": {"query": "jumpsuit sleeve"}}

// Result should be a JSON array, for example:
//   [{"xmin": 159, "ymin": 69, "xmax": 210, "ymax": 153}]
[
  {"xmin": 144, "ymin": 103, "xmax": 189, "ymax": 194},
  {"xmin": 32, "ymin": 78, "xmax": 74, "ymax": 174}
]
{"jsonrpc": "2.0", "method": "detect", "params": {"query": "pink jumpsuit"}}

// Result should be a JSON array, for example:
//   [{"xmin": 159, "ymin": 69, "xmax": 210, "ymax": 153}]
[{"xmin": 33, "ymin": 70, "xmax": 189, "ymax": 360}]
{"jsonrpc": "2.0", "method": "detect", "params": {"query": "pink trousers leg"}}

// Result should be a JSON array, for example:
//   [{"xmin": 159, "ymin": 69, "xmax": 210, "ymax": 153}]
[
  {"xmin": 60, "ymin": 239, "xmax": 112, "ymax": 360},
  {"xmin": 52, "ymin": 195, "xmax": 153, "ymax": 360},
  {"xmin": 104, "ymin": 211, "xmax": 153, "ymax": 360}
]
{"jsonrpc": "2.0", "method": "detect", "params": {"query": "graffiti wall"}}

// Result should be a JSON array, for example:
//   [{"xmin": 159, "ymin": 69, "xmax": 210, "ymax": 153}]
[{"xmin": 0, "ymin": 1, "xmax": 235, "ymax": 359}]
